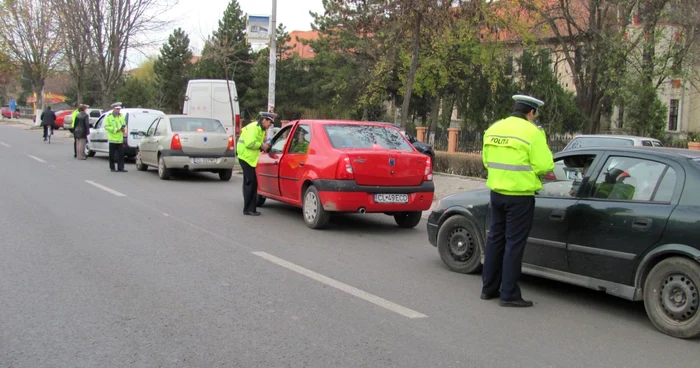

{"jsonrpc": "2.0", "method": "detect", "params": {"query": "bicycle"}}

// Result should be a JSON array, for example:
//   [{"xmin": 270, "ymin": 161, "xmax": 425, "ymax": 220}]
[{"xmin": 47, "ymin": 125, "xmax": 53, "ymax": 144}]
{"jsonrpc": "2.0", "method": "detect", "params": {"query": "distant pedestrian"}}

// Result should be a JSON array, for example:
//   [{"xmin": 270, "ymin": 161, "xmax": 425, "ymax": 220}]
[
  {"xmin": 236, "ymin": 112, "xmax": 274, "ymax": 216},
  {"xmin": 73, "ymin": 105, "xmax": 90, "ymax": 160},
  {"xmin": 104, "ymin": 102, "xmax": 127, "ymax": 172},
  {"xmin": 480, "ymin": 94, "xmax": 555, "ymax": 308},
  {"xmin": 40, "ymin": 106, "xmax": 56, "ymax": 142}
]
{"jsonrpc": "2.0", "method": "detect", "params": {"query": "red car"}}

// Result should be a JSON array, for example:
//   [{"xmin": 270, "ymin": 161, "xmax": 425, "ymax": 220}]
[
  {"xmin": 1, "ymin": 108, "xmax": 20, "ymax": 118},
  {"xmin": 55, "ymin": 110, "xmax": 72, "ymax": 128},
  {"xmin": 256, "ymin": 120, "xmax": 435, "ymax": 229}
]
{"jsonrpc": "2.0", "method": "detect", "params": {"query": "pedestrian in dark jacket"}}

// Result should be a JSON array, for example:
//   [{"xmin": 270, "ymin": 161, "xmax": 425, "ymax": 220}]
[
  {"xmin": 73, "ymin": 105, "xmax": 90, "ymax": 160},
  {"xmin": 40, "ymin": 106, "xmax": 56, "ymax": 141}
]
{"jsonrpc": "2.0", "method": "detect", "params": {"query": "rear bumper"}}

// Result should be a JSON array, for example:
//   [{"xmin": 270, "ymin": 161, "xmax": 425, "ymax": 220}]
[
  {"xmin": 315, "ymin": 180, "xmax": 435, "ymax": 213},
  {"xmin": 161, "ymin": 149, "xmax": 236, "ymax": 170}
]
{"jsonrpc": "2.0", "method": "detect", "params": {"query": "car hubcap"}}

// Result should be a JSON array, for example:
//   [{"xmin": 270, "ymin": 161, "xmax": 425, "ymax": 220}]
[
  {"xmin": 304, "ymin": 191, "xmax": 318, "ymax": 223},
  {"xmin": 448, "ymin": 228, "xmax": 475, "ymax": 262},
  {"xmin": 660, "ymin": 273, "xmax": 698, "ymax": 322},
  {"xmin": 158, "ymin": 158, "xmax": 164, "ymax": 175}
]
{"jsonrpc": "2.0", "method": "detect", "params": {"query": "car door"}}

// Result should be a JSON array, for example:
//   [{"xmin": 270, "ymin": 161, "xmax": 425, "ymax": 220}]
[
  {"xmin": 565, "ymin": 153, "xmax": 682, "ymax": 285},
  {"xmin": 89, "ymin": 115, "xmax": 108, "ymax": 152},
  {"xmin": 256, "ymin": 125, "xmax": 293, "ymax": 197},
  {"xmin": 141, "ymin": 118, "xmax": 160, "ymax": 165},
  {"xmin": 522, "ymin": 152, "xmax": 602, "ymax": 272},
  {"xmin": 279, "ymin": 123, "xmax": 313, "ymax": 203}
]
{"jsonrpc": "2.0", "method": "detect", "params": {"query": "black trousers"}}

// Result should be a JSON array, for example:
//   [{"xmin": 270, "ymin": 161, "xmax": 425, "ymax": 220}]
[
  {"xmin": 43, "ymin": 125, "xmax": 51, "ymax": 138},
  {"xmin": 482, "ymin": 191, "xmax": 535, "ymax": 302},
  {"xmin": 108, "ymin": 143, "xmax": 125, "ymax": 171},
  {"xmin": 239, "ymin": 159, "xmax": 258, "ymax": 213}
]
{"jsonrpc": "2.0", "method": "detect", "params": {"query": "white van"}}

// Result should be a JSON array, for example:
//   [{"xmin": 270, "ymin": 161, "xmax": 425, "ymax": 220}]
[
  {"xmin": 183, "ymin": 79, "xmax": 242, "ymax": 137},
  {"xmin": 86, "ymin": 108, "xmax": 165, "ymax": 159}
]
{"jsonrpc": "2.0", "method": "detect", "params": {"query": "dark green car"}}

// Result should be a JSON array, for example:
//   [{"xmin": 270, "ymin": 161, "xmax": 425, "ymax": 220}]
[{"xmin": 427, "ymin": 147, "xmax": 700, "ymax": 339}]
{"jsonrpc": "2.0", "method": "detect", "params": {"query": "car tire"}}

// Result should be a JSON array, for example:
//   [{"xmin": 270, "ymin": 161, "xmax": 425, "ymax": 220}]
[
  {"xmin": 394, "ymin": 212, "xmax": 422, "ymax": 228},
  {"xmin": 256, "ymin": 196, "xmax": 267, "ymax": 207},
  {"xmin": 302, "ymin": 186, "xmax": 329, "ymax": 229},
  {"xmin": 158, "ymin": 155, "xmax": 171, "ymax": 180},
  {"xmin": 135, "ymin": 150, "xmax": 148, "ymax": 171},
  {"xmin": 436, "ymin": 215, "xmax": 482, "ymax": 274},
  {"xmin": 643, "ymin": 257, "xmax": 700, "ymax": 339},
  {"xmin": 219, "ymin": 169, "xmax": 233, "ymax": 181},
  {"xmin": 85, "ymin": 146, "xmax": 96, "ymax": 157}
]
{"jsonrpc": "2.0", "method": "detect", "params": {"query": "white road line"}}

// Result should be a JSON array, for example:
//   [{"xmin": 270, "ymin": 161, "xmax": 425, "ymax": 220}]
[
  {"xmin": 0, "ymin": 142, "xmax": 10, "ymax": 148},
  {"xmin": 85, "ymin": 180, "xmax": 126, "ymax": 197},
  {"xmin": 252, "ymin": 251, "xmax": 428, "ymax": 319},
  {"xmin": 28, "ymin": 155, "xmax": 46, "ymax": 163}
]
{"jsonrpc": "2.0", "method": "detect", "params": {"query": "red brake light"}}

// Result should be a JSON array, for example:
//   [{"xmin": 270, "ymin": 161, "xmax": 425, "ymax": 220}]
[
  {"xmin": 424, "ymin": 157, "xmax": 433, "ymax": 181},
  {"xmin": 544, "ymin": 171, "xmax": 556, "ymax": 181},
  {"xmin": 171, "ymin": 133, "xmax": 182, "ymax": 150},
  {"xmin": 235, "ymin": 114, "xmax": 241, "ymax": 136},
  {"xmin": 336, "ymin": 154, "xmax": 354, "ymax": 180},
  {"xmin": 226, "ymin": 135, "xmax": 234, "ymax": 151}
]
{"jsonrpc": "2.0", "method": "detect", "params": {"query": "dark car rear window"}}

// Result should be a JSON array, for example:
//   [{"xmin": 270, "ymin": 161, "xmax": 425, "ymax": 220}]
[
  {"xmin": 566, "ymin": 137, "xmax": 634, "ymax": 150},
  {"xmin": 324, "ymin": 124, "xmax": 414, "ymax": 151},
  {"xmin": 170, "ymin": 117, "xmax": 225, "ymax": 133}
]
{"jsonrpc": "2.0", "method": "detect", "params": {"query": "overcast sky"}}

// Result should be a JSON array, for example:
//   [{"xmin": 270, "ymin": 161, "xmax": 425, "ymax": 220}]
[{"xmin": 130, "ymin": 0, "xmax": 325, "ymax": 67}]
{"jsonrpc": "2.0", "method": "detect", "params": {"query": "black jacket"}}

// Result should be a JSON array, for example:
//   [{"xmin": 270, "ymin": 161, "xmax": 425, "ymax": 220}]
[
  {"xmin": 40, "ymin": 109, "xmax": 56, "ymax": 127},
  {"xmin": 73, "ymin": 112, "xmax": 90, "ymax": 139}
]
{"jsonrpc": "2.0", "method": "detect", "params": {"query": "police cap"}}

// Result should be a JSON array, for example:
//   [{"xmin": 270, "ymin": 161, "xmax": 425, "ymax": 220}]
[
  {"xmin": 512, "ymin": 94, "xmax": 545, "ymax": 109},
  {"xmin": 111, "ymin": 102, "xmax": 123, "ymax": 109},
  {"xmin": 258, "ymin": 112, "xmax": 277, "ymax": 121}
]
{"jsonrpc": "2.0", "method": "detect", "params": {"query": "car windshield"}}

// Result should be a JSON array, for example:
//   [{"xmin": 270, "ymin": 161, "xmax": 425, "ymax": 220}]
[
  {"xmin": 324, "ymin": 124, "xmax": 414, "ymax": 151},
  {"xmin": 170, "ymin": 117, "xmax": 225, "ymax": 133},
  {"xmin": 567, "ymin": 137, "xmax": 634, "ymax": 149}
]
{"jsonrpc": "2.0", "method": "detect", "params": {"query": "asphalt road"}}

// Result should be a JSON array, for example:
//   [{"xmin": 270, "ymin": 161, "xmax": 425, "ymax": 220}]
[{"xmin": 1, "ymin": 125, "xmax": 698, "ymax": 368}]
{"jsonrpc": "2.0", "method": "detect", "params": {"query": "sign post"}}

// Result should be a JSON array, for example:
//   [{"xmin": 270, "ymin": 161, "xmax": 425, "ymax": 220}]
[{"xmin": 268, "ymin": 0, "xmax": 277, "ymax": 114}]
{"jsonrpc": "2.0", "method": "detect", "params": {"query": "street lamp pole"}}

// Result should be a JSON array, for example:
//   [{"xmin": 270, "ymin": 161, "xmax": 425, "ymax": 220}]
[{"xmin": 267, "ymin": 0, "xmax": 277, "ymax": 113}]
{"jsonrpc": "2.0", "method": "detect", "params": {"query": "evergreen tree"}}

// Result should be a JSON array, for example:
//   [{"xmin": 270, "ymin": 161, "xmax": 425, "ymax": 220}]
[
  {"xmin": 154, "ymin": 28, "xmax": 193, "ymax": 113},
  {"xmin": 194, "ymin": 0, "xmax": 252, "ymax": 117}
]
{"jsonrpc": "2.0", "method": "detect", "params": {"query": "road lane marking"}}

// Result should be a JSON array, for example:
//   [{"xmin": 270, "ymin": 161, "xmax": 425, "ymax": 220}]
[
  {"xmin": 85, "ymin": 180, "xmax": 126, "ymax": 197},
  {"xmin": 252, "ymin": 251, "xmax": 428, "ymax": 319},
  {"xmin": 28, "ymin": 155, "xmax": 46, "ymax": 163},
  {"xmin": 0, "ymin": 142, "xmax": 10, "ymax": 148}
]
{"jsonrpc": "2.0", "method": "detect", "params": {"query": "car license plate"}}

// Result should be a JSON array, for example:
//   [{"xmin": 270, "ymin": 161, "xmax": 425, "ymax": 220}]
[
  {"xmin": 193, "ymin": 158, "xmax": 217, "ymax": 164},
  {"xmin": 374, "ymin": 194, "xmax": 409, "ymax": 203}
]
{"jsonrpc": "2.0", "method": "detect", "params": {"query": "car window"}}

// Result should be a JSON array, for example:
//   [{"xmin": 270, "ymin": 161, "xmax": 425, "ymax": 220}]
[
  {"xmin": 170, "ymin": 117, "xmax": 225, "ymax": 133},
  {"xmin": 89, "ymin": 110, "xmax": 101, "ymax": 118},
  {"xmin": 154, "ymin": 118, "xmax": 165, "ymax": 136},
  {"xmin": 147, "ymin": 119, "xmax": 159, "ymax": 136},
  {"xmin": 539, "ymin": 154, "xmax": 597, "ymax": 198},
  {"xmin": 652, "ymin": 167, "xmax": 677, "ymax": 202},
  {"xmin": 652, "ymin": 141, "xmax": 663, "ymax": 147},
  {"xmin": 288, "ymin": 124, "xmax": 312, "ymax": 154},
  {"xmin": 270, "ymin": 125, "xmax": 293, "ymax": 153},
  {"xmin": 324, "ymin": 124, "xmax": 414, "ymax": 151},
  {"xmin": 94, "ymin": 115, "xmax": 105, "ymax": 129},
  {"xmin": 642, "ymin": 140, "xmax": 653, "ymax": 146},
  {"xmin": 591, "ymin": 156, "xmax": 668, "ymax": 202},
  {"xmin": 567, "ymin": 137, "xmax": 634, "ymax": 150}
]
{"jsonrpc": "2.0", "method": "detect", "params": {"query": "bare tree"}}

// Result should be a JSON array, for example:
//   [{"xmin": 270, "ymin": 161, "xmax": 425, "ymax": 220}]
[
  {"xmin": 0, "ymin": 0, "xmax": 63, "ymax": 109},
  {"xmin": 83, "ymin": 0, "xmax": 176, "ymax": 105},
  {"xmin": 52, "ymin": 0, "xmax": 92, "ymax": 103}
]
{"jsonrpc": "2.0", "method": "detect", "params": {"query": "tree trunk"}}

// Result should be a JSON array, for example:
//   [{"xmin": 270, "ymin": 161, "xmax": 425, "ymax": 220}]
[
  {"xmin": 427, "ymin": 95, "xmax": 440, "ymax": 139},
  {"xmin": 399, "ymin": 12, "xmax": 422, "ymax": 129}
]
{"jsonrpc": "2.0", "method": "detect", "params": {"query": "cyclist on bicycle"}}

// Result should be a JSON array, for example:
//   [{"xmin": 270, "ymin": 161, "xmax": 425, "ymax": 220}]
[{"xmin": 40, "ymin": 106, "xmax": 56, "ymax": 142}]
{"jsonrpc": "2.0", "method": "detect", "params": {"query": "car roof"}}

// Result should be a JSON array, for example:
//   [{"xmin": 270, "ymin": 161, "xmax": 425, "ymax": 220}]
[
  {"xmin": 572, "ymin": 134, "xmax": 661, "ymax": 141},
  {"xmin": 297, "ymin": 119, "xmax": 401, "ymax": 127},
  {"xmin": 561, "ymin": 146, "xmax": 700, "ymax": 159}
]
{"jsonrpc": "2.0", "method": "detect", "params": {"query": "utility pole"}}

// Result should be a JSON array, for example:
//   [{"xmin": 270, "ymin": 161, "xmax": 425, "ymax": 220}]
[{"xmin": 267, "ymin": 0, "xmax": 277, "ymax": 113}]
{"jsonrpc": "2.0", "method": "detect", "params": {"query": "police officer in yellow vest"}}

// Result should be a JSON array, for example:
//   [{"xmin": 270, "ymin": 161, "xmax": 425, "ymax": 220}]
[
  {"xmin": 480, "ymin": 94, "xmax": 555, "ymax": 308},
  {"xmin": 237, "ymin": 112, "xmax": 275, "ymax": 216},
  {"xmin": 69, "ymin": 105, "xmax": 81, "ymax": 158},
  {"xmin": 104, "ymin": 102, "xmax": 127, "ymax": 172}
]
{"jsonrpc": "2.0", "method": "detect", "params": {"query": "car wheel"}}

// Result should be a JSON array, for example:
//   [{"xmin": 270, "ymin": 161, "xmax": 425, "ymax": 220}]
[
  {"xmin": 135, "ymin": 150, "xmax": 148, "ymax": 171},
  {"xmin": 643, "ymin": 257, "xmax": 700, "ymax": 339},
  {"xmin": 256, "ymin": 196, "xmax": 267, "ymax": 207},
  {"xmin": 436, "ymin": 215, "xmax": 482, "ymax": 274},
  {"xmin": 158, "ymin": 155, "xmax": 171, "ymax": 180},
  {"xmin": 219, "ymin": 169, "xmax": 233, "ymax": 181},
  {"xmin": 302, "ymin": 186, "xmax": 329, "ymax": 229},
  {"xmin": 84, "ymin": 145, "xmax": 96, "ymax": 157},
  {"xmin": 394, "ymin": 212, "xmax": 422, "ymax": 228}
]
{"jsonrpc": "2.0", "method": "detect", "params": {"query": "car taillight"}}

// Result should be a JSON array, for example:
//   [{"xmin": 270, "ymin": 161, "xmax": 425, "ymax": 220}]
[
  {"xmin": 235, "ymin": 114, "xmax": 241, "ymax": 136},
  {"xmin": 424, "ymin": 157, "xmax": 433, "ymax": 181},
  {"xmin": 226, "ymin": 135, "xmax": 234, "ymax": 151},
  {"xmin": 336, "ymin": 154, "xmax": 354, "ymax": 180},
  {"xmin": 171, "ymin": 133, "xmax": 182, "ymax": 150},
  {"xmin": 544, "ymin": 171, "xmax": 556, "ymax": 181}
]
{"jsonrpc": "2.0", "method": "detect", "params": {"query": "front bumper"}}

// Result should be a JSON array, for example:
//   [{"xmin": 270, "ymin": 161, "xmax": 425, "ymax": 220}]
[
  {"xmin": 314, "ymin": 180, "xmax": 435, "ymax": 213},
  {"xmin": 426, "ymin": 210, "xmax": 443, "ymax": 247}
]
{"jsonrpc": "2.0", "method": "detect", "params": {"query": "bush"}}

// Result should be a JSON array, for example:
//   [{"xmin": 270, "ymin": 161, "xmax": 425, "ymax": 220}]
[{"xmin": 434, "ymin": 152, "xmax": 487, "ymax": 179}]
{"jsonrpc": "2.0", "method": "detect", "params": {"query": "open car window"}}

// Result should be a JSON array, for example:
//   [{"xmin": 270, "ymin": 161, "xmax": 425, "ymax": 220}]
[
  {"xmin": 270, "ymin": 125, "xmax": 292, "ymax": 153},
  {"xmin": 539, "ymin": 154, "xmax": 597, "ymax": 198}
]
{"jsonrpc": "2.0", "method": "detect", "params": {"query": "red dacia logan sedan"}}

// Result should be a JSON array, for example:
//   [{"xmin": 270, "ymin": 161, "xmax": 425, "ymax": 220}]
[{"xmin": 255, "ymin": 120, "xmax": 435, "ymax": 229}]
